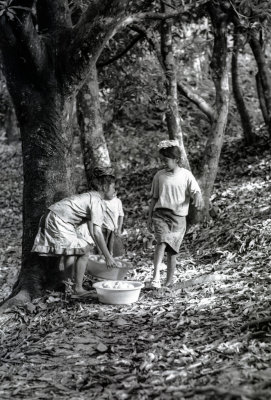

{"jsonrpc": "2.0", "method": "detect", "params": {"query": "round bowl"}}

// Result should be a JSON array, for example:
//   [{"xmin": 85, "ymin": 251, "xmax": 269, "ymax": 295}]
[
  {"xmin": 93, "ymin": 280, "xmax": 144, "ymax": 305},
  {"xmin": 86, "ymin": 255, "xmax": 134, "ymax": 281}
]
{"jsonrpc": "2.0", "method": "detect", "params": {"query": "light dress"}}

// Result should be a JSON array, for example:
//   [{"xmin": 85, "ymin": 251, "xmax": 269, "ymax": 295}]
[{"xmin": 31, "ymin": 192, "xmax": 105, "ymax": 256}]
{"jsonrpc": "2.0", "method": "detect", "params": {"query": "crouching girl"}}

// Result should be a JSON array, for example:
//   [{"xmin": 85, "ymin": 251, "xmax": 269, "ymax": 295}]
[{"xmin": 32, "ymin": 169, "xmax": 117, "ymax": 296}]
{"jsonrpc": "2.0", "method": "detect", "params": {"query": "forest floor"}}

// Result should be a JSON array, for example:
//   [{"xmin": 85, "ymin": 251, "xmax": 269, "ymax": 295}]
[{"xmin": 0, "ymin": 129, "xmax": 271, "ymax": 400}]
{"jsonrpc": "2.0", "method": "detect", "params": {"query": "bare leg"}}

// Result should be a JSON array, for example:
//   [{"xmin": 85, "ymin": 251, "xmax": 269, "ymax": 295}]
[
  {"xmin": 74, "ymin": 254, "xmax": 90, "ymax": 294},
  {"xmin": 165, "ymin": 251, "xmax": 177, "ymax": 286},
  {"xmin": 64, "ymin": 256, "xmax": 76, "ymax": 280},
  {"xmin": 153, "ymin": 243, "xmax": 166, "ymax": 282}
]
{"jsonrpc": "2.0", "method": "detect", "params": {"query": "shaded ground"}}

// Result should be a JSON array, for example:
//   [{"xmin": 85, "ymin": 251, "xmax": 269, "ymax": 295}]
[{"xmin": 0, "ymin": 132, "xmax": 271, "ymax": 400}]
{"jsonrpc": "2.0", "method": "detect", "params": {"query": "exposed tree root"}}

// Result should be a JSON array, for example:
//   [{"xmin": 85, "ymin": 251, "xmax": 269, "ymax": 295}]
[{"xmin": 0, "ymin": 290, "xmax": 31, "ymax": 313}]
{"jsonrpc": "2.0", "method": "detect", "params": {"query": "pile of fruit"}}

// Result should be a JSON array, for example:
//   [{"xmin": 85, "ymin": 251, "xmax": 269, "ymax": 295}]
[
  {"xmin": 88, "ymin": 254, "xmax": 132, "ymax": 269},
  {"xmin": 101, "ymin": 281, "xmax": 135, "ymax": 289}
]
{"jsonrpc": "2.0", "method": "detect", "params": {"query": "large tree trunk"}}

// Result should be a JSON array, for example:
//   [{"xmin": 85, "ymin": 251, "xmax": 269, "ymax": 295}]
[
  {"xmin": 232, "ymin": 28, "xmax": 256, "ymax": 145},
  {"xmin": 1, "ymin": 47, "xmax": 75, "ymax": 305},
  {"xmin": 199, "ymin": 4, "xmax": 231, "ymax": 218},
  {"xmin": 249, "ymin": 30, "xmax": 271, "ymax": 137},
  {"xmin": 160, "ymin": 1, "xmax": 190, "ymax": 170},
  {"xmin": 77, "ymin": 66, "xmax": 111, "ymax": 189}
]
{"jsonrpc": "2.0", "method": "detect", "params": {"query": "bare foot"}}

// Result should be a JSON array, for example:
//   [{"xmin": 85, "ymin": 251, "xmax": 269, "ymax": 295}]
[
  {"xmin": 73, "ymin": 288, "xmax": 91, "ymax": 296},
  {"xmin": 164, "ymin": 281, "xmax": 174, "ymax": 288}
]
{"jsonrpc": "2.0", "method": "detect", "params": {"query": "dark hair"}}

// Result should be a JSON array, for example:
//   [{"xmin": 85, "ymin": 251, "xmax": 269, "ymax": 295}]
[
  {"xmin": 92, "ymin": 167, "xmax": 115, "ymax": 191},
  {"xmin": 159, "ymin": 146, "xmax": 181, "ymax": 160}
]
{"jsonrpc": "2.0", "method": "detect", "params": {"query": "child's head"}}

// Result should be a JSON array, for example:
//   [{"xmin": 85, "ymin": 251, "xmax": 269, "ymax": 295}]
[
  {"xmin": 157, "ymin": 140, "xmax": 181, "ymax": 170},
  {"xmin": 93, "ymin": 167, "xmax": 116, "ymax": 199},
  {"xmin": 159, "ymin": 146, "xmax": 181, "ymax": 160}
]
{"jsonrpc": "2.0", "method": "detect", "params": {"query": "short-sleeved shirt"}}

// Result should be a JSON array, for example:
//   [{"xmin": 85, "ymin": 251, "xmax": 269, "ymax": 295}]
[
  {"xmin": 150, "ymin": 167, "xmax": 201, "ymax": 216},
  {"xmin": 49, "ymin": 191, "xmax": 106, "ymax": 227},
  {"xmin": 103, "ymin": 197, "xmax": 124, "ymax": 231}
]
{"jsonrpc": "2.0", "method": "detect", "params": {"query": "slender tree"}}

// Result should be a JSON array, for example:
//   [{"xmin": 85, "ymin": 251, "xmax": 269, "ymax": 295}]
[
  {"xmin": 160, "ymin": 0, "xmax": 190, "ymax": 169},
  {"xmin": 77, "ymin": 66, "xmax": 111, "ymax": 188},
  {"xmin": 198, "ymin": 2, "xmax": 231, "ymax": 217},
  {"xmin": 249, "ymin": 29, "xmax": 271, "ymax": 137},
  {"xmin": 232, "ymin": 26, "xmax": 256, "ymax": 144}
]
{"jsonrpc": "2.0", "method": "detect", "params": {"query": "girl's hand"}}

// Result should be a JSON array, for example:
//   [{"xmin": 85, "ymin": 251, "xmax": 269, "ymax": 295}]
[
  {"xmin": 115, "ymin": 228, "xmax": 122, "ymax": 237},
  {"xmin": 105, "ymin": 255, "xmax": 116, "ymax": 269},
  {"xmin": 193, "ymin": 193, "xmax": 204, "ymax": 210},
  {"xmin": 147, "ymin": 217, "xmax": 153, "ymax": 233}
]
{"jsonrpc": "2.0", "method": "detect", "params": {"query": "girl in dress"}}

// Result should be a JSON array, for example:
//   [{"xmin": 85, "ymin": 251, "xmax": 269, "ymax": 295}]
[
  {"xmin": 147, "ymin": 140, "xmax": 203, "ymax": 288},
  {"xmin": 32, "ymin": 169, "xmax": 117, "ymax": 296}
]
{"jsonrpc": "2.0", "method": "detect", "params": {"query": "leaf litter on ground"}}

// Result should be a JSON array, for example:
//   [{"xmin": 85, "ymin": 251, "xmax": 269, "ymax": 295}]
[{"xmin": 0, "ymin": 134, "xmax": 271, "ymax": 399}]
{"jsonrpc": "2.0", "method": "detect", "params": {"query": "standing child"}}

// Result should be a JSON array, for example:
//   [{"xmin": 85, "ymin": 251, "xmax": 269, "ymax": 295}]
[
  {"xmin": 79, "ymin": 193, "xmax": 125, "ymax": 257},
  {"xmin": 102, "ymin": 193, "xmax": 125, "ymax": 257},
  {"xmin": 147, "ymin": 140, "xmax": 203, "ymax": 288},
  {"xmin": 31, "ymin": 169, "xmax": 118, "ymax": 296}
]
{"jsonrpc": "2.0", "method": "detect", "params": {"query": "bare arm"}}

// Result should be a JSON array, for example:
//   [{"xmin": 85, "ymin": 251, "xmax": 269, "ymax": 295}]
[
  {"xmin": 116, "ymin": 215, "xmax": 124, "ymax": 235},
  {"xmin": 147, "ymin": 198, "xmax": 157, "ymax": 232},
  {"xmin": 93, "ymin": 224, "xmax": 116, "ymax": 268},
  {"xmin": 192, "ymin": 192, "xmax": 204, "ymax": 210}
]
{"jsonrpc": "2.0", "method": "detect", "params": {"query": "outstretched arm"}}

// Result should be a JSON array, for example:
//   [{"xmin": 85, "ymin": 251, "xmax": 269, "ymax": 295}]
[
  {"xmin": 148, "ymin": 198, "xmax": 157, "ymax": 232},
  {"xmin": 116, "ymin": 216, "xmax": 124, "ymax": 236},
  {"xmin": 93, "ymin": 224, "xmax": 117, "ymax": 268},
  {"xmin": 192, "ymin": 192, "xmax": 204, "ymax": 211}
]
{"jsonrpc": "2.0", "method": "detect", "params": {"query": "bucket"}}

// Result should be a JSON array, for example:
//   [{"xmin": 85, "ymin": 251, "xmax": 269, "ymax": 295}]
[
  {"xmin": 93, "ymin": 280, "xmax": 144, "ymax": 304},
  {"xmin": 86, "ymin": 255, "xmax": 133, "ymax": 281}
]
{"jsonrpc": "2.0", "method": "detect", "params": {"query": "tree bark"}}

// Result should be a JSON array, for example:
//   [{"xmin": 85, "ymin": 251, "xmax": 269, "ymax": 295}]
[
  {"xmin": 255, "ymin": 72, "xmax": 269, "ymax": 125},
  {"xmin": 199, "ymin": 3, "xmax": 231, "ymax": 218},
  {"xmin": 1, "ymin": 35, "xmax": 75, "ymax": 305},
  {"xmin": 249, "ymin": 30, "xmax": 271, "ymax": 137},
  {"xmin": 76, "ymin": 66, "xmax": 111, "ymax": 189},
  {"xmin": 232, "ymin": 28, "xmax": 256, "ymax": 145},
  {"xmin": 4, "ymin": 103, "xmax": 20, "ymax": 143},
  {"xmin": 160, "ymin": 0, "xmax": 190, "ymax": 170}
]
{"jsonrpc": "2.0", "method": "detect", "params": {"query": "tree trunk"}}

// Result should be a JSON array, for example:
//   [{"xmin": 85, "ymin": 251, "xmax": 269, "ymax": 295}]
[
  {"xmin": 199, "ymin": 4, "xmax": 231, "ymax": 218},
  {"xmin": 76, "ymin": 66, "xmax": 111, "ymax": 189},
  {"xmin": 249, "ymin": 31, "xmax": 271, "ymax": 137},
  {"xmin": 160, "ymin": 1, "xmax": 190, "ymax": 170},
  {"xmin": 1, "ymin": 47, "xmax": 75, "ymax": 305},
  {"xmin": 255, "ymin": 72, "xmax": 269, "ymax": 126},
  {"xmin": 4, "ymin": 101, "xmax": 20, "ymax": 143},
  {"xmin": 0, "ymin": 67, "xmax": 19, "ymax": 143},
  {"xmin": 232, "ymin": 28, "xmax": 256, "ymax": 145}
]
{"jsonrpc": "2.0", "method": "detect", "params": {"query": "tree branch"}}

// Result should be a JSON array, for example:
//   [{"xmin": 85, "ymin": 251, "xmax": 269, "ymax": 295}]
[
  {"xmin": 177, "ymin": 82, "xmax": 215, "ymax": 122},
  {"xmin": 64, "ymin": 0, "xmax": 209, "ymax": 90},
  {"xmin": 97, "ymin": 33, "xmax": 144, "ymax": 69},
  {"xmin": 131, "ymin": 24, "xmax": 215, "ymax": 122}
]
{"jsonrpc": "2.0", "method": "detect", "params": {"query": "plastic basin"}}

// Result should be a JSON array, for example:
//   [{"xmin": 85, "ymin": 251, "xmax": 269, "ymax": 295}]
[
  {"xmin": 86, "ymin": 255, "xmax": 134, "ymax": 281},
  {"xmin": 93, "ymin": 280, "xmax": 144, "ymax": 305}
]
